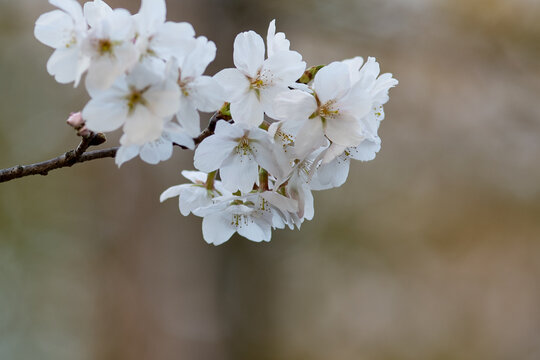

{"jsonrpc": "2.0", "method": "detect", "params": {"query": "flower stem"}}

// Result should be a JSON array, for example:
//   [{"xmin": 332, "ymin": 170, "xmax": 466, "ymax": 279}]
[
  {"xmin": 259, "ymin": 168, "xmax": 269, "ymax": 192},
  {"xmin": 206, "ymin": 170, "xmax": 217, "ymax": 190}
]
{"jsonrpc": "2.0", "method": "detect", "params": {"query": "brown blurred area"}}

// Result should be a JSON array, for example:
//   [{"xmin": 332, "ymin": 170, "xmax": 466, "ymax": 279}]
[{"xmin": 1, "ymin": 0, "xmax": 540, "ymax": 359}]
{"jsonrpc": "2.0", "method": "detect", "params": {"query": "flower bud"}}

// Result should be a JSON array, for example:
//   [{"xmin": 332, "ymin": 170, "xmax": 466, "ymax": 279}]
[{"xmin": 66, "ymin": 112, "xmax": 84, "ymax": 129}]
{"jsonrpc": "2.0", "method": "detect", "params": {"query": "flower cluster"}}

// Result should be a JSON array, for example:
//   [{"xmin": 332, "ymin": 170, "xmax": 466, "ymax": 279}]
[{"xmin": 35, "ymin": 0, "xmax": 398, "ymax": 245}]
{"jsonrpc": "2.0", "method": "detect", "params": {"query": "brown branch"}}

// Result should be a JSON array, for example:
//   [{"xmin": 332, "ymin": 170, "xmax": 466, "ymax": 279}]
[{"xmin": 0, "ymin": 111, "xmax": 229, "ymax": 184}]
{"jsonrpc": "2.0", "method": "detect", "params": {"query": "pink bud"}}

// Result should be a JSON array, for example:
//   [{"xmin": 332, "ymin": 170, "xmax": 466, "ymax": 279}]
[
  {"xmin": 67, "ymin": 112, "xmax": 84, "ymax": 129},
  {"xmin": 77, "ymin": 125, "xmax": 92, "ymax": 137}
]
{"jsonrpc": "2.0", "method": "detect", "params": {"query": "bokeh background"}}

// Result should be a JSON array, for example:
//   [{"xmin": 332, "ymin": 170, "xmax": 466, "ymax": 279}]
[{"xmin": 1, "ymin": 0, "xmax": 540, "ymax": 359}]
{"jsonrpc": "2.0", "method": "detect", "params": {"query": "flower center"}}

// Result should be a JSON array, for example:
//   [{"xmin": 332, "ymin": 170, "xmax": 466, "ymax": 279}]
[
  {"xmin": 234, "ymin": 136, "xmax": 252, "ymax": 156},
  {"xmin": 126, "ymin": 86, "xmax": 150, "ymax": 112},
  {"xmin": 178, "ymin": 73, "xmax": 194, "ymax": 97},
  {"xmin": 98, "ymin": 39, "xmax": 113, "ymax": 55},
  {"xmin": 318, "ymin": 100, "xmax": 339, "ymax": 119}
]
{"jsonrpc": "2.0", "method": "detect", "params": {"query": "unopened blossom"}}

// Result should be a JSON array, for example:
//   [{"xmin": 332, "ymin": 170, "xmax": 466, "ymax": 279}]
[
  {"xmin": 34, "ymin": 0, "xmax": 90, "ymax": 86},
  {"xmin": 82, "ymin": 6, "xmax": 138, "ymax": 90},
  {"xmin": 82, "ymin": 63, "xmax": 180, "ymax": 145},
  {"xmin": 160, "ymin": 171, "xmax": 229, "ymax": 216},
  {"xmin": 115, "ymin": 121, "xmax": 194, "ymax": 166},
  {"xmin": 173, "ymin": 37, "xmax": 225, "ymax": 137},
  {"xmin": 214, "ymin": 21, "xmax": 306, "ymax": 127},
  {"xmin": 196, "ymin": 191, "xmax": 296, "ymax": 245},
  {"xmin": 194, "ymin": 121, "xmax": 288, "ymax": 193},
  {"xmin": 66, "ymin": 111, "xmax": 84, "ymax": 128}
]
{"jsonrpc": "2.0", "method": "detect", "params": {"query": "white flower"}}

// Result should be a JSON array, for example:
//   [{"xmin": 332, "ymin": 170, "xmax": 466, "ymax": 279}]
[
  {"xmin": 34, "ymin": 0, "xmax": 90, "ymax": 86},
  {"xmin": 173, "ymin": 37, "xmax": 225, "ymax": 137},
  {"xmin": 160, "ymin": 170, "xmax": 229, "ymax": 216},
  {"xmin": 193, "ymin": 121, "xmax": 287, "ymax": 193},
  {"xmin": 82, "ymin": 63, "xmax": 180, "ymax": 145},
  {"xmin": 311, "ymin": 57, "xmax": 398, "ymax": 166},
  {"xmin": 214, "ymin": 21, "xmax": 306, "ymax": 127},
  {"xmin": 82, "ymin": 5, "xmax": 139, "ymax": 90},
  {"xmin": 115, "ymin": 121, "xmax": 194, "ymax": 166},
  {"xmin": 196, "ymin": 191, "xmax": 296, "ymax": 245},
  {"xmin": 273, "ymin": 61, "xmax": 374, "ymax": 157}
]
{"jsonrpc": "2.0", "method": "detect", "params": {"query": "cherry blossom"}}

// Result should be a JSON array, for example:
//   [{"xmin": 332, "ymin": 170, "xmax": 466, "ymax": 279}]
[
  {"xmin": 34, "ymin": 0, "xmax": 397, "ymax": 245},
  {"xmin": 160, "ymin": 171, "xmax": 230, "ymax": 217},
  {"xmin": 82, "ymin": 63, "xmax": 180, "ymax": 145},
  {"xmin": 34, "ymin": 0, "xmax": 90, "ymax": 86},
  {"xmin": 115, "ymin": 121, "xmax": 194, "ymax": 166},
  {"xmin": 193, "ymin": 121, "xmax": 287, "ymax": 193},
  {"xmin": 214, "ymin": 21, "xmax": 306, "ymax": 127},
  {"xmin": 172, "ymin": 37, "xmax": 225, "ymax": 137}
]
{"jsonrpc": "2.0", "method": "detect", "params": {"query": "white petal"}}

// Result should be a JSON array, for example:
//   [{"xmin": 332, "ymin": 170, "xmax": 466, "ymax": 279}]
[
  {"xmin": 342, "ymin": 56, "xmax": 364, "ymax": 83},
  {"xmin": 181, "ymin": 170, "xmax": 208, "ymax": 184},
  {"xmin": 202, "ymin": 213, "xmax": 236, "ymax": 245},
  {"xmin": 83, "ymin": 0, "xmax": 112, "ymax": 28},
  {"xmin": 294, "ymin": 119, "xmax": 326, "ymax": 158},
  {"xmin": 107, "ymin": 9, "xmax": 136, "ymax": 42},
  {"xmin": 50, "ymin": 0, "xmax": 84, "ymax": 25},
  {"xmin": 341, "ymin": 81, "xmax": 373, "ymax": 119},
  {"xmin": 181, "ymin": 36, "xmax": 216, "ymax": 78},
  {"xmin": 137, "ymin": 0, "xmax": 166, "ymax": 34},
  {"xmin": 34, "ymin": 10, "xmax": 74, "ymax": 48},
  {"xmin": 220, "ymin": 152, "xmax": 259, "ymax": 193},
  {"xmin": 140, "ymin": 138, "xmax": 172, "ymax": 164},
  {"xmin": 325, "ymin": 115, "xmax": 364, "ymax": 147},
  {"xmin": 314, "ymin": 62, "xmax": 351, "ymax": 103},
  {"xmin": 213, "ymin": 68, "xmax": 250, "ymax": 103},
  {"xmin": 82, "ymin": 97, "xmax": 128, "ymax": 132},
  {"xmin": 262, "ymin": 50, "xmax": 305, "ymax": 86},
  {"xmin": 190, "ymin": 76, "xmax": 225, "ymax": 112},
  {"xmin": 214, "ymin": 120, "xmax": 245, "ymax": 139},
  {"xmin": 85, "ymin": 57, "xmax": 118, "ymax": 91},
  {"xmin": 260, "ymin": 191, "xmax": 298, "ymax": 213},
  {"xmin": 266, "ymin": 19, "xmax": 291, "ymax": 57},
  {"xmin": 237, "ymin": 219, "xmax": 270, "ymax": 242},
  {"xmin": 160, "ymin": 184, "xmax": 184, "ymax": 202},
  {"xmin": 122, "ymin": 106, "xmax": 163, "ymax": 145},
  {"xmin": 115, "ymin": 144, "xmax": 140, "ymax": 167},
  {"xmin": 250, "ymin": 135, "xmax": 289, "ymax": 179},
  {"xmin": 311, "ymin": 156, "xmax": 350, "ymax": 190},
  {"xmin": 152, "ymin": 22, "xmax": 196, "ymax": 61},
  {"xmin": 272, "ymin": 89, "xmax": 317, "ymax": 122},
  {"xmin": 145, "ymin": 80, "xmax": 181, "ymax": 118},
  {"xmin": 163, "ymin": 121, "xmax": 195, "ymax": 149},
  {"xmin": 259, "ymin": 86, "xmax": 286, "ymax": 120},
  {"xmin": 176, "ymin": 97, "xmax": 201, "ymax": 138},
  {"xmin": 348, "ymin": 138, "xmax": 381, "ymax": 161},
  {"xmin": 233, "ymin": 31, "xmax": 265, "ymax": 78},
  {"xmin": 193, "ymin": 135, "xmax": 237, "ymax": 172},
  {"xmin": 230, "ymin": 91, "xmax": 264, "ymax": 127},
  {"xmin": 180, "ymin": 187, "xmax": 213, "ymax": 216},
  {"xmin": 302, "ymin": 186, "xmax": 314, "ymax": 221},
  {"xmin": 46, "ymin": 48, "xmax": 79, "ymax": 84}
]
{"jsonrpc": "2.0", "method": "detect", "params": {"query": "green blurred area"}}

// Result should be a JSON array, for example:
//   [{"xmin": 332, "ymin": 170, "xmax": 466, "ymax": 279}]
[{"xmin": 1, "ymin": 0, "xmax": 540, "ymax": 359}]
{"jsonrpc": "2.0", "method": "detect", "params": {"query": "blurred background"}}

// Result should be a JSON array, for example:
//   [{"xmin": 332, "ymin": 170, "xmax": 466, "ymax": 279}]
[{"xmin": 1, "ymin": 0, "xmax": 540, "ymax": 359}]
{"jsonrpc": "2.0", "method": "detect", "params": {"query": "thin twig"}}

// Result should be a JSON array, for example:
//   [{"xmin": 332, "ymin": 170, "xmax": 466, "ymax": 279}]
[{"xmin": 0, "ymin": 111, "xmax": 228, "ymax": 184}]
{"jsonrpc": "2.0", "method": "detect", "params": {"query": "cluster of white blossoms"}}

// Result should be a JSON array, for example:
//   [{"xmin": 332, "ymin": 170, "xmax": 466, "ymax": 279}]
[{"xmin": 35, "ymin": 0, "xmax": 398, "ymax": 245}]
